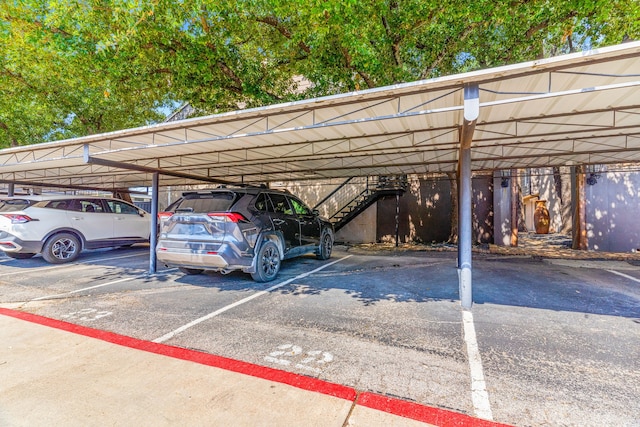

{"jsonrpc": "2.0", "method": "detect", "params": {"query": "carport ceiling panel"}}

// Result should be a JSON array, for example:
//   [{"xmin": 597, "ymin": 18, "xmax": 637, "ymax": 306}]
[
  {"xmin": 473, "ymin": 122, "xmax": 517, "ymax": 141},
  {"xmin": 310, "ymin": 96, "xmax": 400, "ymax": 126},
  {"xmin": 627, "ymin": 134, "xmax": 640, "ymax": 149},
  {"xmin": 480, "ymin": 73, "xmax": 552, "ymax": 102},
  {"xmin": 195, "ymin": 141, "xmax": 461, "ymax": 173},
  {"xmin": 615, "ymin": 108, "xmax": 640, "ymax": 129},
  {"xmin": 589, "ymin": 151, "xmax": 640, "ymax": 164},
  {"xmin": 107, "ymin": 132, "xmax": 179, "ymax": 149},
  {"xmin": 513, "ymin": 112, "xmax": 620, "ymax": 139},
  {"xmin": 213, "ymin": 150, "xmax": 450, "ymax": 177},
  {"xmin": 546, "ymin": 59, "xmax": 640, "ymax": 92},
  {"xmin": 571, "ymin": 136, "xmax": 631, "ymax": 153},
  {"xmin": 480, "ymin": 59, "xmax": 640, "ymax": 103},
  {"xmin": 185, "ymin": 117, "xmax": 270, "ymax": 140},
  {"xmin": 0, "ymin": 156, "xmax": 87, "ymax": 175},
  {"xmin": 397, "ymin": 88, "xmax": 464, "ymax": 114},
  {"xmin": 412, "ymin": 128, "xmax": 460, "ymax": 149},
  {"xmin": 482, "ymin": 80, "xmax": 639, "ymax": 121},
  {"xmin": 98, "ymin": 137, "xmax": 249, "ymax": 164},
  {"xmin": 491, "ymin": 142, "xmax": 565, "ymax": 160},
  {"xmin": 311, "ymin": 91, "xmax": 462, "ymax": 129}
]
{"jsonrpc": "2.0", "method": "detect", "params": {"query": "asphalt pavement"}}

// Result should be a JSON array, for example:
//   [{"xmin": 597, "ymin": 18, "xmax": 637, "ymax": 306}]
[{"xmin": 1, "ymin": 237, "xmax": 639, "ymax": 426}]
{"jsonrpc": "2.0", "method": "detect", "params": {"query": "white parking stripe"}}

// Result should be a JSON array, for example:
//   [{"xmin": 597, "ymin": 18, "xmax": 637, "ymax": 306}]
[
  {"xmin": 462, "ymin": 309, "xmax": 493, "ymax": 421},
  {"xmin": 0, "ymin": 263, "xmax": 95, "ymax": 277},
  {"xmin": 30, "ymin": 276, "xmax": 145, "ymax": 301},
  {"xmin": 0, "ymin": 253, "xmax": 146, "ymax": 277},
  {"xmin": 153, "ymin": 255, "xmax": 352, "ymax": 344},
  {"xmin": 607, "ymin": 269, "xmax": 640, "ymax": 283},
  {"xmin": 25, "ymin": 268, "xmax": 176, "ymax": 303}
]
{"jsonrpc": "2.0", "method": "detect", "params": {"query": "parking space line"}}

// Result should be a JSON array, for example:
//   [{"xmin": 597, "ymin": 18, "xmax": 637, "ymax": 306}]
[
  {"xmin": 462, "ymin": 309, "xmax": 493, "ymax": 421},
  {"xmin": 607, "ymin": 269, "xmax": 640, "ymax": 283},
  {"xmin": 153, "ymin": 255, "xmax": 352, "ymax": 344},
  {"xmin": 31, "ymin": 276, "xmax": 146, "ymax": 301},
  {"xmin": 0, "ymin": 263, "xmax": 95, "ymax": 277},
  {"xmin": 0, "ymin": 253, "xmax": 146, "ymax": 277}
]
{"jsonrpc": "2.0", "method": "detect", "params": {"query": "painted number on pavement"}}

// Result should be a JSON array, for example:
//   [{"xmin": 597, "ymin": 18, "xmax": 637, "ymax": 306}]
[
  {"xmin": 264, "ymin": 344, "xmax": 333, "ymax": 374},
  {"xmin": 61, "ymin": 308, "xmax": 112, "ymax": 321}
]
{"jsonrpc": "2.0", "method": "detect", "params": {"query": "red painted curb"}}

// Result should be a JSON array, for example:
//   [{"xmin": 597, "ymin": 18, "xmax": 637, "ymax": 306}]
[
  {"xmin": 0, "ymin": 308, "xmax": 512, "ymax": 427},
  {"xmin": 357, "ymin": 392, "xmax": 513, "ymax": 427}
]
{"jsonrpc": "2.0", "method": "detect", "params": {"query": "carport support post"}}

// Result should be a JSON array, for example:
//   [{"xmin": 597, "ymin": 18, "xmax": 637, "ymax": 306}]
[
  {"xmin": 149, "ymin": 172, "xmax": 159, "ymax": 274},
  {"xmin": 7, "ymin": 182, "xmax": 14, "ymax": 197},
  {"xmin": 458, "ymin": 84, "xmax": 478, "ymax": 309}
]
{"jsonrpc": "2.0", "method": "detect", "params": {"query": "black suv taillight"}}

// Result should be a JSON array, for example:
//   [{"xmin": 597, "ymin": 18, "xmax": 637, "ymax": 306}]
[{"xmin": 207, "ymin": 212, "xmax": 247, "ymax": 223}]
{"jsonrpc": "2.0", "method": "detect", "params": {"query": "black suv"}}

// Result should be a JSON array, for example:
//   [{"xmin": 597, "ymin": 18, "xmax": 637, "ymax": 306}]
[{"xmin": 156, "ymin": 186, "xmax": 334, "ymax": 281}]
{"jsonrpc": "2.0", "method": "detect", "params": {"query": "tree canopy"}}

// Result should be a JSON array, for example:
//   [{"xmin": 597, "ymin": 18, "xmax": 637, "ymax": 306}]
[{"xmin": 1, "ymin": 0, "xmax": 638, "ymax": 147}]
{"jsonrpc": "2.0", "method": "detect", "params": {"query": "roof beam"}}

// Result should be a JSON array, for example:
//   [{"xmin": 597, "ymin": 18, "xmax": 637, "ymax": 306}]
[
  {"xmin": 83, "ymin": 145, "xmax": 231, "ymax": 185},
  {"xmin": 0, "ymin": 179, "xmax": 146, "ymax": 194}
]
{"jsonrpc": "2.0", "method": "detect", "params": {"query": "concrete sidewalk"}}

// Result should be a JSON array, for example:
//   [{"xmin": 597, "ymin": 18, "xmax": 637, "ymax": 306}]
[{"xmin": 0, "ymin": 309, "xmax": 509, "ymax": 427}]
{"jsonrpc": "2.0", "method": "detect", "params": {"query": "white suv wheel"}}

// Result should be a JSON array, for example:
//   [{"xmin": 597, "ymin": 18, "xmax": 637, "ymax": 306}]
[{"xmin": 42, "ymin": 233, "xmax": 81, "ymax": 264}]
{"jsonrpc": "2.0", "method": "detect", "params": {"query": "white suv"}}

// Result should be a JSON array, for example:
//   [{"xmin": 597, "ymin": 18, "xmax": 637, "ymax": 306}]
[{"xmin": 0, "ymin": 195, "xmax": 151, "ymax": 263}]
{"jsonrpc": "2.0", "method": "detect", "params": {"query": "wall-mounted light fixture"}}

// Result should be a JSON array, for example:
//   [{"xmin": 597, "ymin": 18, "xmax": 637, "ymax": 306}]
[
  {"xmin": 585, "ymin": 164, "xmax": 605, "ymax": 185},
  {"xmin": 500, "ymin": 169, "xmax": 510, "ymax": 188}
]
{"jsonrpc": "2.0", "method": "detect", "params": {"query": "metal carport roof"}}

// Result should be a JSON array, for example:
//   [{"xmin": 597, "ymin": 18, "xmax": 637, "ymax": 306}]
[{"xmin": 1, "ymin": 41, "xmax": 639, "ymax": 191}]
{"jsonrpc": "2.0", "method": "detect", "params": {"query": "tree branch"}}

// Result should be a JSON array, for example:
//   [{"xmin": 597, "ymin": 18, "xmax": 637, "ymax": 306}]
[
  {"xmin": 341, "ymin": 47, "xmax": 375, "ymax": 89},
  {"xmin": 2, "ymin": 15, "xmax": 73, "ymax": 39},
  {"xmin": 420, "ymin": 23, "xmax": 478, "ymax": 79},
  {"xmin": 256, "ymin": 16, "xmax": 311, "ymax": 54}
]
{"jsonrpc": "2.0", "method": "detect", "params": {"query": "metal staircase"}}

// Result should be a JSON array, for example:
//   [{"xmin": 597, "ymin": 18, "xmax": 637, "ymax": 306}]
[{"xmin": 314, "ymin": 175, "xmax": 408, "ymax": 231}]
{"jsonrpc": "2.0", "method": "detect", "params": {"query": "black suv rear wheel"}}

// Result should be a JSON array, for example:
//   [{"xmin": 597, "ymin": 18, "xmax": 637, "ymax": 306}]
[
  {"xmin": 316, "ymin": 231, "xmax": 333, "ymax": 260},
  {"xmin": 251, "ymin": 241, "xmax": 280, "ymax": 282}
]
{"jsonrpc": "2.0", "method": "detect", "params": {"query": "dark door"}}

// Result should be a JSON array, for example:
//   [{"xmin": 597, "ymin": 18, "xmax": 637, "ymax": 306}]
[
  {"xmin": 267, "ymin": 193, "xmax": 300, "ymax": 253},
  {"xmin": 287, "ymin": 196, "xmax": 321, "ymax": 247}
]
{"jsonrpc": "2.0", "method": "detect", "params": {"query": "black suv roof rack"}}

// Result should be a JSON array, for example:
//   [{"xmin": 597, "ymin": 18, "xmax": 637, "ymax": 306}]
[
  {"xmin": 216, "ymin": 183, "xmax": 268, "ymax": 189},
  {"xmin": 180, "ymin": 184, "xmax": 292, "ymax": 198}
]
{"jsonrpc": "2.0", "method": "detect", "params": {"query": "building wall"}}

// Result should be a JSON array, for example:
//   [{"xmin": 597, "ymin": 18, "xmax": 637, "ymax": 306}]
[
  {"xmin": 586, "ymin": 169, "xmax": 640, "ymax": 252},
  {"xmin": 335, "ymin": 203, "xmax": 377, "ymax": 244},
  {"xmin": 377, "ymin": 176, "xmax": 451, "ymax": 244},
  {"xmin": 378, "ymin": 174, "xmax": 493, "ymax": 244},
  {"xmin": 473, "ymin": 175, "xmax": 494, "ymax": 244}
]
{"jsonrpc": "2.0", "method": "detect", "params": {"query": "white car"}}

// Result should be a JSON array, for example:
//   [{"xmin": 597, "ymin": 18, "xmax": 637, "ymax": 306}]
[{"xmin": 0, "ymin": 195, "xmax": 151, "ymax": 263}]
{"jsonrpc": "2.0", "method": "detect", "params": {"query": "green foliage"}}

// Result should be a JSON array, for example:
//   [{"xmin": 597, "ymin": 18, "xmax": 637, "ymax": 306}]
[{"xmin": 1, "ymin": 0, "xmax": 637, "ymax": 147}]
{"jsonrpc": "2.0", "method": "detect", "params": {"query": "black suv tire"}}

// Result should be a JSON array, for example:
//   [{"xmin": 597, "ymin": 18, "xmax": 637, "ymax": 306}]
[
  {"xmin": 316, "ymin": 231, "xmax": 333, "ymax": 260},
  {"xmin": 251, "ymin": 241, "xmax": 281, "ymax": 282}
]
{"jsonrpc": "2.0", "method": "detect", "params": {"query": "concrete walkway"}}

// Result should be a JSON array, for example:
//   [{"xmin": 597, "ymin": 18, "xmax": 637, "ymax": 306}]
[{"xmin": 0, "ymin": 309, "xmax": 509, "ymax": 427}]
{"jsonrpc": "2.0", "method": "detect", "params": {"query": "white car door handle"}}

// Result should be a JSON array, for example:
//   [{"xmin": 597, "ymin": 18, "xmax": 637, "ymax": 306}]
[{"xmin": 71, "ymin": 217, "xmax": 83, "ymax": 220}]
